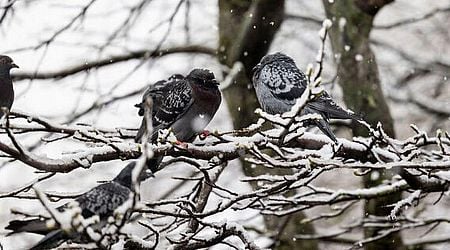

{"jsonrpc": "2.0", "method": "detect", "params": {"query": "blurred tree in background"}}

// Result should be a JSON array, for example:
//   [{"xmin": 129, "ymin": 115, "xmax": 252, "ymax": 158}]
[
  {"xmin": 219, "ymin": 1, "xmax": 317, "ymax": 249},
  {"xmin": 323, "ymin": 1, "xmax": 403, "ymax": 249}
]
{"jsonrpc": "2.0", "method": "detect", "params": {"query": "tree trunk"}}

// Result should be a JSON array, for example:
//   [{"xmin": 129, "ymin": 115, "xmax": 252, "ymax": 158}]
[
  {"xmin": 322, "ymin": 1, "xmax": 406, "ymax": 249},
  {"xmin": 218, "ymin": 0, "xmax": 318, "ymax": 249}
]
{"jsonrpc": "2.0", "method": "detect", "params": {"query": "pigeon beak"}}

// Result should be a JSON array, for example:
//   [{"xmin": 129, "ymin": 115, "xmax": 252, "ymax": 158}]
[{"xmin": 11, "ymin": 63, "xmax": 19, "ymax": 69}]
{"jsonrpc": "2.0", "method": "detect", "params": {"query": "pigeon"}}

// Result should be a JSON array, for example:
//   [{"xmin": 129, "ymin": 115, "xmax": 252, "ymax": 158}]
[
  {"xmin": 5, "ymin": 161, "xmax": 153, "ymax": 249},
  {"xmin": 252, "ymin": 52, "xmax": 359, "ymax": 142},
  {"xmin": 135, "ymin": 69, "xmax": 222, "ymax": 172},
  {"xmin": 0, "ymin": 55, "xmax": 19, "ymax": 118}
]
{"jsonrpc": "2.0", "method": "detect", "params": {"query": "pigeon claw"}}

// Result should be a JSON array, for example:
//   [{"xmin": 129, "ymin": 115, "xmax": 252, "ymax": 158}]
[
  {"xmin": 199, "ymin": 130, "xmax": 211, "ymax": 140},
  {"xmin": 175, "ymin": 140, "xmax": 188, "ymax": 149}
]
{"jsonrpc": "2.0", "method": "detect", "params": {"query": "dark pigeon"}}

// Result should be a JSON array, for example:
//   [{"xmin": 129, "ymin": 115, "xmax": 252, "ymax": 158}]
[
  {"xmin": 135, "ymin": 69, "xmax": 222, "ymax": 172},
  {"xmin": 252, "ymin": 52, "xmax": 360, "ymax": 142},
  {"xmin": 0, "ymin": 55, "xmax": 19, "ymax": 118},
  {"xmin": 5, "ymin": 161, "xmax": 152, "ymax": 249}
]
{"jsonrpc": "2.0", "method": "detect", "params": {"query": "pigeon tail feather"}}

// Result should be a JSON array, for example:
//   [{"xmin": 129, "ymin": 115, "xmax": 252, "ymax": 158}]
[
  {"xmin": 314, "ymin": 119, "xmax": 338, "ymax": 142},
  {"xmin": 30, "ymin": 229, "xmax": 65, "ymax": 250},
  {"xmin": 5, "ymin": 219, "xmax": 50, "ymax": 235}
]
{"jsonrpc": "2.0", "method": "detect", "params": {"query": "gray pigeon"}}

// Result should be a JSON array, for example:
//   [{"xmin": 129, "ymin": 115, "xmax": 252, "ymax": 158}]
[
  {"xmin": 0, "ymin": 55, "xmax": 19, "ymax": 118},
  {"xmin": 135, "ymin": 69, "xmax": 222, "ymax": 172},
  {"xmin": 252, "ymin": 52, "xmax": 359, "ymax": 142},
  {"xmin": 5, "ymin": 161, "xmax": 152, "ymax": 249}
]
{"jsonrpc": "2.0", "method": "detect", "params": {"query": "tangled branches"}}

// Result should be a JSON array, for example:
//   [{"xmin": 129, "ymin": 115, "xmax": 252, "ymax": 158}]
[
  {"xmin": 1, "ymin": 91, "xmax": 449, "ymax": 249},
  {"xmin": 1, "ymin": 16, "xmax": 450, "ymax": 248}
]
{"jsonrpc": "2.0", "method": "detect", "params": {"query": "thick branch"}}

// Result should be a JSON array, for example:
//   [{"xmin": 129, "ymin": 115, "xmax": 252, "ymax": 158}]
[{"xmin": 12, "ymin": 45, "xmax": 215, "ymax": 80}]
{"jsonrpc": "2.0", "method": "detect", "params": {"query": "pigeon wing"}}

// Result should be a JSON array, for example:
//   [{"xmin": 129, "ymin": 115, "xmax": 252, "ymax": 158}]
[
  {"xmin": 152, "ymin": 80, "xmax": 194, "ymax": 130},
  {"xmin": 260, "ymin": 63, "xmax": 308, "ymax": 102},
  {"xmin": 75, "ymin": 182, "xmax": 130, "ymax": 219},
  {"xmin": 307, "ymin": 92, "xmax": 358, "ymax": 120},
  {"xmin": 136, "ymin": 74, "xmax": 185, "ymax": 117}
]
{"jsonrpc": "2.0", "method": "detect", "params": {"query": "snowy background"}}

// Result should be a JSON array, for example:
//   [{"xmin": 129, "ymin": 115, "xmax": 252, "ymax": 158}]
[{"xmin": 0, "ymin": 0, "xmax": 449, "ymax": 249}]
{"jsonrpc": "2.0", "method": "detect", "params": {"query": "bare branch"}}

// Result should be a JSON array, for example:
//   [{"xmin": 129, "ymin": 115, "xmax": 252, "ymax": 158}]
[{"xmin": 12, "ymin": 45, "xmax": 215, "ymax": 81}]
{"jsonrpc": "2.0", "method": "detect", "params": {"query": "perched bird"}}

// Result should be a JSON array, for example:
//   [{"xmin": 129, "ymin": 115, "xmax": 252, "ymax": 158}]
[
  {"xmin": 252, "ymin": 52, "xmax": 359, "ymax": 142},
  {"xmin": 5, "ymin": 161, "xmax": 153, "ymax": 249},
  {"xmin": 135, "ymin": 69, "xmax": 222, "ymax": 171},
  {"xmin": 0, "ymin": 55, "xmax": 19, "ymax": 118}
]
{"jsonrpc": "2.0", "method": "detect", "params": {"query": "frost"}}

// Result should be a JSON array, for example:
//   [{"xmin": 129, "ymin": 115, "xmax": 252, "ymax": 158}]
[
  {"xmin": 246, "ymin": 118, "xmax": 265, "ymax": 131},
  {"xmin": 316, "ymin": 144, "xmax": 334, "ymax": 159},
  {"xmin": 323, "ymin": 19, "xmax": 332, "ymax": 29},
  {"xmin": 127, "ymin": 236, "xmax": 155, "ymax": 248},
  {"xmin": 86, "ymin": 227, "xmax": 101, "ymax": 241},
  {"xmin": 210, "ymin": 156, "xmax": 221, "ymax": 165},
  {"xmin": 435, "ymin": 171, "xmax": 450, "ymax": 181},
  {"xmin": 318, "ymin": 19, "xmax": 332, "ymax": 39},
  {"xmin": 324, "ymin": 180, "xmax": 408, "ymax": 201},
  {"xmin": 389, "ymin": 190, "xmax": 421, "ymax": 220},
  {"xmin": 111, "ymin": 240, "xmax": 125, "ymax": 250},
  {"xmin": 158, "ymin": 129, "xmax": 177, "ymax": 143},
  {"xmin": 74, "ymin": 157, "xmax": 92, "ymax": 168}
]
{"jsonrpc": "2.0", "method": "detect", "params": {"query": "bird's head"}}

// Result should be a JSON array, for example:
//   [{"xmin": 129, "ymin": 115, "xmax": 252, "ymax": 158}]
[
  {"xmin": 186, "ymin": 69, "xmax": 219, "ymax": 87},
  {"xmin": 113, "ymin": 161, "xmax": 154, "ymax": 188},
  {"xmin": 0, "ymin": 55, "xmax": 19, "ymax": 72},
  {"xmin": 260, "ymin": 52, "xmax": 295, "ymax": 66}
]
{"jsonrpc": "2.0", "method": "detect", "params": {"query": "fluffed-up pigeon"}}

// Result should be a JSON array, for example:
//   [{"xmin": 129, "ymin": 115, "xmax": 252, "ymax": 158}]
[
  {"xmin": 0, "ymin": 55, "xmax": 19, "ymax": 118},
  {"xmin": 252, "ymin": 52, "xmax": 360, "ymax": 142},
  {"xmin": 135, "ymin": 69, "xmax": 222, "ymax": 172},
  {"xmin": 5, "ymin": 161, "xmax": 152, "ymax": 249}
]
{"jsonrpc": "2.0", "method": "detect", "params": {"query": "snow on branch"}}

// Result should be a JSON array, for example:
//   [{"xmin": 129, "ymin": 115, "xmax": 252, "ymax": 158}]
[
  {"xmin": 2, "ymin": 10, "xmax": 450, "ymax": 248},
  {"xmin": 3, "ymin": 73, "xmax": 450, "ymax": 250}
]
